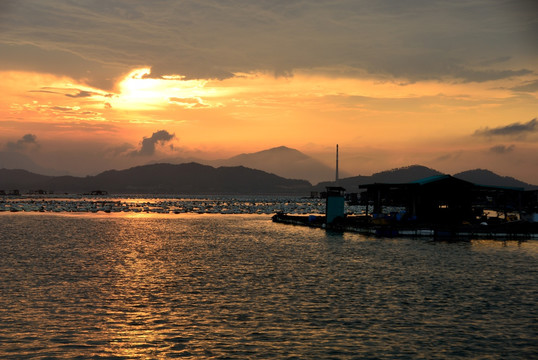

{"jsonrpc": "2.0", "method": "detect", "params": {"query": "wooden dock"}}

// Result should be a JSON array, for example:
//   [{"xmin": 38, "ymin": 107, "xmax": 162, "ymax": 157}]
[{"xmin": 272, "ymin": 213, "xmax": 538, "ymax": 240}]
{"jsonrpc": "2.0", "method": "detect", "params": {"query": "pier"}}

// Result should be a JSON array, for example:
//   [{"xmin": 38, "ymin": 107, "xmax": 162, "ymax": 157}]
[
  {"xmin": 272, "ymin": 175, "xmax": 538, "ymax": 240},
  {"xmin": 272, "ymin": 213, "xmax": 538, "ymax": 240}
]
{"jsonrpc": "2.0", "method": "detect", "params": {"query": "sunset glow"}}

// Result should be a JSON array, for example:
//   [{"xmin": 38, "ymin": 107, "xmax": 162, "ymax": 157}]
[{"xmin": 1, "ymin": 1, "xmax": 537, "ymax": 183}]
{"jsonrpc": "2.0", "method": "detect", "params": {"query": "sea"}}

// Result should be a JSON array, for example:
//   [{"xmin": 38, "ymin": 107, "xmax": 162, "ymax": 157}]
[{"xmin": 0, "ymin": 203, "xmax": 537, "ymax": 359}]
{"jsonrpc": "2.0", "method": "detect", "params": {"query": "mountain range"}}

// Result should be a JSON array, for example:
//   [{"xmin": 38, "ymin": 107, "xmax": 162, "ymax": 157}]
[
  {"xmin": 0, "ymin": 163, "xmax": 536, "ymax": 195},
  {"xmin": 0, "ymin": 151, "xmax": 63, "ymax": 176},
  {"xmin": 1, "ymin": 146, "xmax": 536, "ymax": 194},
  {"xmin": 317, "ymin": 165, "xmax": 537, "ymax": 191},
  {"xmin": 0, "ymin": 163, "xmax": 311, "ymax": 195},
  {"xmin": 155, "ymin": 146, "xmax": 343, "ymax": 184}
]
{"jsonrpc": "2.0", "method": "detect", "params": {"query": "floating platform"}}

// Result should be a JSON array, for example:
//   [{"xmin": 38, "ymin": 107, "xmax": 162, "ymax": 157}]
[{"xmin": 272, "ymin": 213, "xmax": 538, "ymax": 240}]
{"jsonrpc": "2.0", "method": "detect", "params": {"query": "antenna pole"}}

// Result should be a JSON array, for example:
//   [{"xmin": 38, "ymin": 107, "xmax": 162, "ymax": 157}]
[{"xmin": 335, "ymin": 144, "xmax": 339, "ymax": 183}]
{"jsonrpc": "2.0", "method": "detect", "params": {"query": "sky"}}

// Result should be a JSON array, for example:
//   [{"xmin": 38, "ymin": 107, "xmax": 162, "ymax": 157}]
[{"xmin": 1, "ymin": 0, "xmax": 537, "ymax": 183}]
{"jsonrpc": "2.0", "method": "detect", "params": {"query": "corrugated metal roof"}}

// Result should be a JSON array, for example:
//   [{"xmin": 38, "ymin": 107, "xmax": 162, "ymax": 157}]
[{"xmin": 410, "ymin": 174, "xmax": 451, "ymax": 185}]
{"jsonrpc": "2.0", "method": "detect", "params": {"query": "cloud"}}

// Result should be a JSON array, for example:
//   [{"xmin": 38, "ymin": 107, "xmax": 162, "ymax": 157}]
[
  {"xmin": 169, "ymin": 97, "xmax": 210, "ymax": 109},
  {"xmin": 452, "ymin": 67, "xmax": 532, "ymax": 83},
  {"xmin": 1, "ymin": 0, "xmax": 536, "ymax": 87},
  {"xmin": 131, "ymin": 130, "xmax": 176, "ymax": 156},
  {"xmin": 474, "ymin": 118, "xmax": 537, "ymax": 137},
  {"xmin": 106, "ymin": 143, "xmax": 136, "ymax": 157},
  {"xmin": 489, "ymin": 144, "xmax": 515, "ymax": 154},
  {"xmin": 29, "ymin": 89, "xmax": 64, "ymax": 96},
  {"xmin": 511, "ymin": 79, "xmax": 538, "ymax": 92},
  {"xmin": 51, "ymin": 105, "xmax": 79, "ymax": 112},
  {"xmin": 5, "ymin": 133, "xmax": 40, "ymax": 152},
  {"xmin": 30, "ymin": 87, "xmax": 105, "ymax": 99},
  {"xmin": 0, "ymin": 43, "xmax": 120, "ymax": 90},
  {"xmin": 65, "ymin": 90, "xmax": 94, "ymax": 98},
  {"xmin": 478, "ymin": 56, "xmax": 512, "ymax": 66},
  {"xmin": 432, "ymin": 151, "xmax": 462, "ymax": 163}
]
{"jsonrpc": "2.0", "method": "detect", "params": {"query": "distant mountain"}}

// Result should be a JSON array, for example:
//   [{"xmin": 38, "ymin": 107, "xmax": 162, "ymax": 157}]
[
  {"xmin": 0, "ymin": 151, "xmax": 64, "ymax": 176},
  {"xmin": 210, "ymin": 146, "xmax": 340, "ymax": 184},
  {"xmin": 454, "ymin": 169, "xmax": 537, "ymax": 190},
  {"xmin": 0, "ymin": 163, "xmax": 312, "ymax": 195},
  {"xmin": 2, "ymin": 163, "xmax": 535, "ymax": 195},
  {"xmin": 369, "ymin": 165, "xmax": 445, "ymax": 183},
  {"xmin": 314, "ymin": 165, "xmax": 444, "ymax": 191},
  {"xmin": 149, "ymin": 155, "xmax": 205, "ymax": 167},
  {"xmin": 0, "ymin": 168, "xmax": 53, "ymax": 190}
]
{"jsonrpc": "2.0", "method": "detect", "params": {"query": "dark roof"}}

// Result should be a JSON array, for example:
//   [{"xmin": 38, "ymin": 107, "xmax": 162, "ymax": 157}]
[
  {"xmin": 360, "ymin": 175, "xmax": 526, "ymax": 194},
  {"xmin": 326, "ymin": 186, "xmax": 346, "ymax": 191},
  {"xmin": 360, "ymin": 175, "xmax": 472, "ymax": 189},
  {"xmin": 410, "ymin": 174, "xmax": 451, "ymax": 185}
]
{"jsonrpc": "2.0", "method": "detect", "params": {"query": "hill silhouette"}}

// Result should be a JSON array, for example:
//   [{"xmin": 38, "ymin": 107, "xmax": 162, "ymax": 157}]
[
  {"xmin": 209, "ymin": 146, "xmax": 340, "ymax": 184},
  {"xmin": 0, "ymin": 169, "xmax": 53, "ymax": 190},
  {"xmin": 0, "ymin": 163, "xmax": 312, "ymax": 195},
  {"xmin": 314, "ymin": 165, "xmax": 444, "ymax": 190},
  {"xmin": 154, "ymin": 146, "xmax": 339, "ymax": 183},
  {"xmin": 0, "ymin": 151, "xmax": 63, "ymax": 176},
  {"xmin": 315, "ymin": 165, "xmax": 537, "ymax": 191},
  {"xmin": 1, "ymin": 163, "xmax": 535, "ymax": 195},
  {"xmin": 454, "ymin": 169, "xmax": 537, "ymax": 190}
]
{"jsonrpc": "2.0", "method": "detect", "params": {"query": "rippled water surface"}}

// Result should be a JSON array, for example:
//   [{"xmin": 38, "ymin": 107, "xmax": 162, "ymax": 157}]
[{"xmin": 1, "ymin": 213, "xmax": 537, "ymax": 359}]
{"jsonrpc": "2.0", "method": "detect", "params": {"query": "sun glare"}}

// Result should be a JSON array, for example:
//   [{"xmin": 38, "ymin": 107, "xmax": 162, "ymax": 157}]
[{"xmin": 110, "ymin": 67, "xmax": 213, "ymax": 110}]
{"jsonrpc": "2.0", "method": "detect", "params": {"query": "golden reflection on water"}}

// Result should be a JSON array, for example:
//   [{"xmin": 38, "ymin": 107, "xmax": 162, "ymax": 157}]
[
  {"xmin": 96, "ymin": 217, "xmax": 183, "ymax": 358},
  {"xmin": 94, "ymin": 214, "xmax": 242, "ymax": 358},
  {"xmin": 1, "ymin": 213, "xmax": 537, "ymax": 359},
  {"xmin": 470, "ymin": 239, "xmax": 538, "ymax": 253}
]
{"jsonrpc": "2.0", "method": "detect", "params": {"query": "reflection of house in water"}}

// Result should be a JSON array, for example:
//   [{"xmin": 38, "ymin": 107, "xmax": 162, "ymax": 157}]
[{"xmin": 359, "ymin": 175, "xmax": 531, "ymax": 224}]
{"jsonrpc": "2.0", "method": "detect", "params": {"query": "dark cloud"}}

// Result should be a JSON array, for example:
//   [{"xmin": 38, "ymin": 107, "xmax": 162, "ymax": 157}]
[
  {"xmin": 367, "ymin": 55, "xmax": 533, "ymax": 83},
  {"xmin": 511, "ymin": 79, "xmax": 538, "ymax": 92},
  {"xmin": 29, "ymin": 89, "xmax": 64, "ymax": 95},
  {"xmin": 433, "ymin": 151, "xmax": 462, "ymax": 163},
  {"xmin": 0, "ymin": 120, "xmax": 117, "ymax": 134},
  {"xmin": 131, "ymin": 130, "xmax": 175, "ymax": 156},
  {"xmin": 1, "ymin": 0, "xmax": 535, "ymax": 87},
  {"xmin": 30, "ymin": 87, "xmax": 100, "ymax": 98},
  {"xmin": 0, "ymin": 43, "xmax": 120, "ymax": 90},
  {"xmin": 478, "ymin": 56, "xmax": 512, "ymax": 66},
  {"xmin": 474, "ymin": 118, "xmax": 537, "ymax": 137},
  {"xmin": 489, "ymin": 144, "xmax": 515, "ymax": 154},
  {"xmin": 65, "ymin": 90, "xmax": 94, "ymax": 98},
  {"xmin": 107, "ymin": 143, "xmax": 135, "ymax": 157},
  {"xmin": 51, "ymin": 106, "xmax": 77, "ymax": 112},
  {"xmin": 5, "ymin": 133, "xmax": 40, "ymax": 152},
  {"xmin": 453, "ymin": 67, "xmax": 532, "ymax": 83}
]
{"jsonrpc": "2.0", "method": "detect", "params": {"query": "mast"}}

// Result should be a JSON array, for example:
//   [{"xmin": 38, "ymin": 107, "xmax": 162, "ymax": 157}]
[{"xmin": 335, "ymin": 144, "xmax": 339, "ymax": 183}]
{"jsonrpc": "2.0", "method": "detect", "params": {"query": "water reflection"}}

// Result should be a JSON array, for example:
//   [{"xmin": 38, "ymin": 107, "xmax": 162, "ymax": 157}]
[
  {"xmin": 95, "ymin": 218, "xmax": 198, "ymax": 358},
  {"xmin": 471, "ymin": 238, "xmax": 537, "ymax": 252},
  {"xmin": 0, "ymin": 214, "xmax": 536, "ymax": 359}
]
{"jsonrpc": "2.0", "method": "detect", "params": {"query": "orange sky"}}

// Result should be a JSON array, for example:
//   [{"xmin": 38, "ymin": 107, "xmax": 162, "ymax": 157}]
[{"xmin": 1, "ymin": 1, "xmax": 537, "ymax": 183}]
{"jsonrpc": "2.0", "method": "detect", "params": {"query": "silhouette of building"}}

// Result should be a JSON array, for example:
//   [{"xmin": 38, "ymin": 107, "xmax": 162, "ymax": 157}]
[{"xmin": 359, "ymin": 175, "xmax": 536, "ymax": 224}]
